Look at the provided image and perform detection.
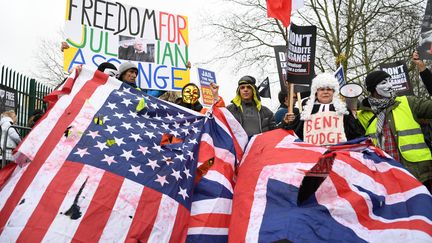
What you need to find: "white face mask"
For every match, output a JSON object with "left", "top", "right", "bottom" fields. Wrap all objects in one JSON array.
[
  {"left": 104, "top": 68, "right": 118, "bottom": 77},
  {"left": 375, "top": 78, "right": 393, "bottom": 98}
]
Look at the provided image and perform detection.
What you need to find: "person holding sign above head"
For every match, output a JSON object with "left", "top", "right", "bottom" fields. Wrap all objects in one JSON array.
[
  {"left": 176, "top": 82, "right": 225, "bottom": 113},
  {"left": 358, "top": 70, "right": 432, "bottom": 191},
  {"left": 281, "top": 73, "right": 364, "bottom": 145},
  {"left": 412, "top": 50, "right": 432, "bottom": 95},
  {"left": 117, "top": 61, "right": 163, "bottom": 97}
]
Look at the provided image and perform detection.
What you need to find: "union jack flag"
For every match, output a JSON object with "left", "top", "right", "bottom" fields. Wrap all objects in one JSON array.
[
  {"left": 0, "top": 67, "right": 207, "bottom": 242},
  {"left": 230, "top": 129, "right": 432, "bottom": 242},
  {"left": 186, "top": 107, "right": 248, "bottom": 242}
]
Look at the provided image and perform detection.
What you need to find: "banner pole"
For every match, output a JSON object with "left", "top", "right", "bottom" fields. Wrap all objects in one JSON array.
[
  {"left": 288, "top": 83, "right": 294, "bottom": 113},
  {"left": 297, "top": 92, "right": 302, "bottom": 112}
]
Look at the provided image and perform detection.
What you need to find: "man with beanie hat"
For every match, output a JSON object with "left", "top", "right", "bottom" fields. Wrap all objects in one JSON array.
[
  {"left": 117, "top": 62, "right": 166, "bottom": 97},
  {"left": 227, "top": 75, "right": 275, "bottom": 137},
  {"left": 358, "top": 70, "right": 432, "bottom": 191},
  {"left": 117, "top": 62, "right": 139, "bottom": 88}
]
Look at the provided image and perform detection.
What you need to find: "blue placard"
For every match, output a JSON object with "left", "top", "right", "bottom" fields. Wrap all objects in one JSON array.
[
  {"left": 334, "top": 65, "right": 346, "bottom": 87},
  {"left": 197, "top": 68, "right": 217, "bottom": 86}
]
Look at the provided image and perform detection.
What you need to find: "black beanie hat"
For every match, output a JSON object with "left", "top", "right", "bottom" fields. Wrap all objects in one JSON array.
[
  {"left": 238, "top": 75, "right": 256, "bottom": 86},
  {"left": 365, "top": 70, "right": 391, "bottom": 92},
  {"left": 97, "top": 62, "right": 117, "bottom": 72}
]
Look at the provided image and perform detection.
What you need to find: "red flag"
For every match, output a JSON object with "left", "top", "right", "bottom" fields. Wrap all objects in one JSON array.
[{"left": 266, "top": 0, "right": 304, "bottom": 27}]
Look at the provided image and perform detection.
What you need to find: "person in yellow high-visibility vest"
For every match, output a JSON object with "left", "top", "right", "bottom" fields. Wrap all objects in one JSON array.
[{"left": 358, "top": 70, "right": 432, "bottom": 191}]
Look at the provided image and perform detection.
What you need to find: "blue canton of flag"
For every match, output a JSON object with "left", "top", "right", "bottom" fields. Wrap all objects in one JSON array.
[{"left": 67, "top": 84, "right": 205, "bottom": 209}]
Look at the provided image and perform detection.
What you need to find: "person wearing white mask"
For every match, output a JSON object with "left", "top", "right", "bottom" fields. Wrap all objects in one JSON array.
[{"left": 358, "top": 70, "right": 432, "bottom": 191}]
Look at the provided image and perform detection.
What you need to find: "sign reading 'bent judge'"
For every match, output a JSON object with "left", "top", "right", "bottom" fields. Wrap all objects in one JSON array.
[{"left": 303, "top": 112, "right": 346, "bottom": 145}]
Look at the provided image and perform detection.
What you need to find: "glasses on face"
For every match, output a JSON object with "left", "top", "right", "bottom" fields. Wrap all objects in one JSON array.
[{"left": 317, "top": 87, "right": 334, "bottom": 92}]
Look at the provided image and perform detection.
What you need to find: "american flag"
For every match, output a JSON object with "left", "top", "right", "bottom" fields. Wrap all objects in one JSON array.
[
  {"left": 230, "top": 129, "right": 432, "bottom": 242},
  {"left": 0, "top": 67, "right": 207, "bottom": 242}
]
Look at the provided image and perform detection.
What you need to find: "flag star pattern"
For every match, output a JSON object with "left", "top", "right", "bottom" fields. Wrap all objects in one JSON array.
[{"left": 66, "top": 83, "right": 205, "bottom": 208}]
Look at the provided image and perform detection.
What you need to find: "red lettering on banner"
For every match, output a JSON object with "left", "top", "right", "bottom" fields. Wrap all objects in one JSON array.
[
  {"left": 333, "top": 116, "right": 339, "bottom": 128},
  {"left": 159, "top": 12, "right": 187, "bottom": 45},
  {"left": 314, "top": 117, "right": 321, "bottom": 130},
  {"left": 319, "top": 133, "right": 325, "bottom": 144},
  {"left": 337, "top": 133, "right": 343, "bottom": 143},
  {"left": 327, "top": 132, "right": 335, "bottom": 144},
  {"left": 323, "top": 115, "right": 332, "bottom": 129},
  {"left": 177, "top": 15, "right": 187, "bottom": 46},
  {"left": 305, "top": 120, "right": 312, "bottom": 133}
]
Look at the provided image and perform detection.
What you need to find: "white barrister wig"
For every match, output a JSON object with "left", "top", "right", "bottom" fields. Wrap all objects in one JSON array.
[{"left": 300, "top": 73, "right": 348, "bottom": 120}]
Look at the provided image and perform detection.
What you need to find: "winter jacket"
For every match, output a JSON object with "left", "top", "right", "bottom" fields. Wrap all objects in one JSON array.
[
  {"left": 0, "top": 116, "right": 21, "bottom": 161},
  {"left": 419, "top": 68, "right": 432, "bottom": 95},
  {"left": 227, "top": 102, "right": 275, "bottom": 137},
  {"left": 358, "top": 96, "right": 432, "bottom": 183},
  {"left": 274, "top": 105, "right": 288, "bottom": 125}
]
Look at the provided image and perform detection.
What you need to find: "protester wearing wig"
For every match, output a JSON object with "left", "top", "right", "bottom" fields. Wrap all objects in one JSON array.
[
  {"left": 301, "top": 73, "right": 348, "bottom": 120},
  {"left": 282, "top": 73, "right": 364, "bottom": 145}
]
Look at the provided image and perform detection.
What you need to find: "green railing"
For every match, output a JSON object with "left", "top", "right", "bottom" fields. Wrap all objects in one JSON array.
[{"left": 0, "top": 65, "right": 53, "bottom": 127}]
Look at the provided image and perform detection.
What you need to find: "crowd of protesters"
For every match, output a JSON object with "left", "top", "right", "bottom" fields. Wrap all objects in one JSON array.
[{"left": 1, "top": 48, "right": 431, "bottom": 192}]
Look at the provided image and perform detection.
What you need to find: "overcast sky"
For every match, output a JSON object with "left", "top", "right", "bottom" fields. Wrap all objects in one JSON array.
[{"left": 0, "top": 0, "right": 279, "bottom": 110}]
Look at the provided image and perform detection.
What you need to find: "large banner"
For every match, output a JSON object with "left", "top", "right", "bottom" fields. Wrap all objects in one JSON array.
[
  {"left": 274, "top": 45, "right": 288, "bottom": 90},
  {"left": 0, "top": 84, "right": 17, "bottom": 113},
  {"left": 64, "top": 0, "right": 190, "bottom": 91},
  {"left": 418, "top": 0, "right": 432, "bottom": 60},
  {"left": 379, "top": 61, "right": 412, "bottom": 95},
  {"left": 197, "top": 68, "right": 216, "bottom": 106},
  {"left": 286, "top": 23, "right": 316, "bottom": 85}
]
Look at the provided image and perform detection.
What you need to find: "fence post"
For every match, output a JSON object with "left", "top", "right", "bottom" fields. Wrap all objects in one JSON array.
[{"left": 28, "top": 78, "right": 36, "bottom": 119}]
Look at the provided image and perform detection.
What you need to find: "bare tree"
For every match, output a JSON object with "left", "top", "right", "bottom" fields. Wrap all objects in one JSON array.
[
  {"left": 203, "top": 0, "right": 429, "bottom": 95},
  {"left": 32, "top": 31, "right": 68, "bottom": 88}
]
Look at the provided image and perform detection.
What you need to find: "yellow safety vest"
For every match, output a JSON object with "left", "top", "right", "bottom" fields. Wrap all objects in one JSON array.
[{"left": 357, "top": 96, "right": 432, "bottom": 162}]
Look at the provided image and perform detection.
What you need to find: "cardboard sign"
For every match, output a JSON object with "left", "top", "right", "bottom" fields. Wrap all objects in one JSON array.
[
  {"left": 64, "top": 0, "right": 190, "bottom": 91},
  {"left": 0, "top": 84, "right": 17, "bottom": 113},
  {"left": 418, "top": 0, "right": 432, "bottom": 60},
  {"left": 379, "top": 61, "right": 412, "bottom": 95},
  {"left": 303, "top": 111, "right": 346, "bottom": 145},
  {"left": 274, "top": 45, "right": 288, "bottom": 90},
  {"left": 286, "top": 23, "right": 317, "bottom": 85},
  {"left": 197, "top": 68, "right": 216, "bottom": 106}
]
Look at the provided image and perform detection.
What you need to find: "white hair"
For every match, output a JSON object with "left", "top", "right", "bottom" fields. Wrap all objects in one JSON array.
[{"left": 301, "top": 73, "right": 348, "bottom": 120}]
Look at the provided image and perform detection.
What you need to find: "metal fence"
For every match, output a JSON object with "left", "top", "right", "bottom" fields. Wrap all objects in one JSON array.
[{"left": 0, "top": 64, "right": 53, "bottom": 127}]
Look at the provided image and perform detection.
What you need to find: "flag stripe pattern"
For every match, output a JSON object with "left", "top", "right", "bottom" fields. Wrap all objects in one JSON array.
[
  {"left": 229, "top": 129, "right": 432, "bottom": 242},
  {"left": 0, "top": 67, "right": 207, "bottom": 242},
  {"left": 186, "top": 107, "right": 248, "bottom": 242},
  {"left": 0, "top": 70, "right": 111, "bottom": 238}
]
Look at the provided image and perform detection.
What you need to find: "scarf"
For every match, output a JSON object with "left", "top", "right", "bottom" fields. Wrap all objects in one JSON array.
[{"left": 367, "top": 96, "right": 396, "bottom": 148}]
